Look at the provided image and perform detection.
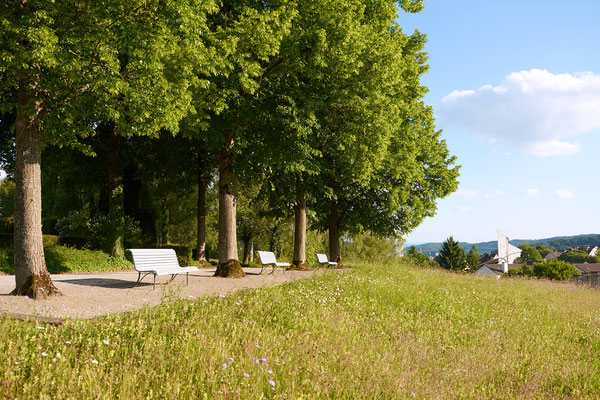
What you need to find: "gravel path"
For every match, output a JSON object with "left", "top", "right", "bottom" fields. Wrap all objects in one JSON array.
[{"left": 0, "top": 268, "right": 319, "bottom": 322}]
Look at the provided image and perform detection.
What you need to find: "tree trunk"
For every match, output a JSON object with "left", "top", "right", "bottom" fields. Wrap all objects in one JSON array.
[
  {"left": 290, "top": 173, "right": 310, "bottom": 270},
  {"left": 196, "top": 151, "right": 209, "bottom": 266},
  {"left": 13, "top": 80, "right": 60, "bottom": 298},
  {"left": 328, "top": 200, "right": 343, "bottom": 267},
  {"left": 107, "top": 125, "right": 124, "bottom": 257},
  {"left": 214, "top": 133, "right": 244, "bottom": 278}
]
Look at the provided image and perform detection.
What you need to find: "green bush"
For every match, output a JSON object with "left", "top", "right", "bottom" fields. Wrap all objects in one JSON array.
[
  {"left": 0, "top": 244, "right": 133, "bottom": 274},
  {"left": 533, "top": 260, "right": 581, "bottom": 280},
  {"left": 506, "top": 265, "right": 533, "bottom": 277},
  {"left": 57, "top": 208, "right": 142, "bottom": 251}
]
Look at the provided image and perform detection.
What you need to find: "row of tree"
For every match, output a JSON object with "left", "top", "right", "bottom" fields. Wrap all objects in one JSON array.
[
  {"left": 0, "top": 0, "right": 459, "bottom": 298},
  {"left": 406, "top": 238, "right": 581, "bottom": 280}
]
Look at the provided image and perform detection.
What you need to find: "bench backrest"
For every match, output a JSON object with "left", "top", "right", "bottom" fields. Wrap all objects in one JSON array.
[
  {"left": 257, "top": 251, "right": 277, "bottom": 265},
  {"left": 316, "top": 253, "right": 329, "bottom": 263},
  {"left": 127, "top": 249, "right": 181, "bottom": 272}
]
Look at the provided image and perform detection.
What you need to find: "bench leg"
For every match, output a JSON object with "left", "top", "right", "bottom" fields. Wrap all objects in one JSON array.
[
  {"left": 186, "top": 272, "right": 189, "bottom": 286},
  {"left": 154, "top": 274, "right": 156, "bottom": 290}
]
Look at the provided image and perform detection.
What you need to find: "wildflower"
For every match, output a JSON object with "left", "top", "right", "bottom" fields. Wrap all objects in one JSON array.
[
  {"left": 243, "top": 373, "right": 250, "bottom": 378},
  {"left": 268, "top": 379, "right": 275, "bottom": 387},
  {"left": 267, "top": 369, "right": 273, "bottom": 375},
  {"left": 56, "top": 353, "right": 62, "bottom": 358},
  {"left": 255, "top": 344, "right": 260, "bottom": 349},
  {"left": 91, "top": 360, "right": 99, "bottom": 365},
  {"left": 254, "top": 359, "right": 259, "bottom": 364},
  {"left": 219, "top": 294, "right": 225, "bottom": 298},
  {"left": 138, "top": 361, "right": 142, "bottom": 364},
  {"left": 237, "top": 299, "right": 242, "bottom": 305},
  {"left": 23, "top": 295, "right": 29, "bottom": 299},
  {"left": 222, "top": 363, "right": 228, "bottom": 369},
  {"left": 37, "top": 326, "right": 44, "bottom": 330},
  {"left": 41, "top": 352, "right": 48, "bottom": 357},
  {"left": 103, "top": 340, "right": 109, "bottom": 345},
  {"left": 52, "top": 358, "right": 56, "bottom": 363},
  {"left": 228, "top": 357, "right": 235, "bottom": 363},
  {"left": 261, "top": 358, "right": 267, "bottom": 364},
  {"left": 14, "top": 362, "right": 19, "bottom": 365},
  {"left": 412, "top": 392, "right": 416, "bottom": 397},
  {"left": 65, "top": 341, "right": 72, "bottom": 345}
]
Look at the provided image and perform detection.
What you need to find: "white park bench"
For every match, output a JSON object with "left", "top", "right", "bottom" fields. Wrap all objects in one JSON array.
[
  {"left": 316, "top": 253, "right": 338, "bottom": 268},
  {"left": 126, "top": 248, "right": 199, "bottom": 289},
  {"left": 256, "top": 251, "right": 290, "bottom": 274}
]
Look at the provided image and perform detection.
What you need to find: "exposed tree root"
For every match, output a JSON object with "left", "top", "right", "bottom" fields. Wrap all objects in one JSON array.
[
  {"left": 288, "top": 261, "right": 311, "bottom": 271},
  {"left": 16, "top": 273, "right": 62, "bottom": 299},
  {"left": 214, "top": 259, "right": 246, "bottom": 278}
]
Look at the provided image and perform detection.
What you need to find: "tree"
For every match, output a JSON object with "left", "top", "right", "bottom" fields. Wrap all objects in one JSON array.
[
  {"left": 304, "top": 0, "right": 458, "bottom": 264},
  {"left": 515, "top": 244, "right": 543, "bottom": 264},
  {"left": 190, "top": 0, "right": 295, "bottom": 278},
  {"left": 533, "top": 260, "right": 580, "bottom": 281},
  {"left": 1, "top": 0, "right": 217, "bottom": 296},
  {"left": 559, "top": 250, "right": 599, "bottom": 264},
  {"left": 436, "top": 236, "right": 466, "bottom": 271},
  {"left": 535, "top": 243, "right": 554, "bottom": 257},
  {"left": 466, "top": 245, "right": 480, "bottom": 272},
  {"left": 407, "top": 246, "right": 430, "bottom": 265}
]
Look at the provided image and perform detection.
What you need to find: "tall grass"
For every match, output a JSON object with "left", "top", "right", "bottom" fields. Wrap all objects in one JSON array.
[{"left": 1, "top": 262, "right": 600, "bottom": 398}]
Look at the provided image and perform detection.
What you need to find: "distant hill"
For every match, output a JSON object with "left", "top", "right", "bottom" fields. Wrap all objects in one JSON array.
[{"left": 408, "top": 233, "right": 600, "bottom": 254}]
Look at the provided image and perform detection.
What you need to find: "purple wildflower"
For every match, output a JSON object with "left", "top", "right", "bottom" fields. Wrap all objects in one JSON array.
[
  {"left": 243, "top": 373, "right": 251, "bottom": 378},
  {"left": 269, "top": 380, "right": 275, "bottom": 387},
  {"left": 267, "top": 369, "right": 273, "bottom": 375},
  {"left": 222, "top": 363, "right": 228, "bottom": 369},
  {"left": 261, "top": 358, "right": 267, "bottom": 364}
]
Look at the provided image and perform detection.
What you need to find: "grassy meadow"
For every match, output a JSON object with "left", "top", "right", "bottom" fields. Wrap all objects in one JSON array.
[{"left": 1, "top": 262, "right": 600, "bottom": 398}]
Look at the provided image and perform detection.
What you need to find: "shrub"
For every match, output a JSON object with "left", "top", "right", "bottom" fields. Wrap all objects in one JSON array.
[
  {"left": 57, "top": 208, "right": 142, "bottom": 252},
  {"left": 406, "top": 246, "right": 431, "bottom": 265},
  {"left": 506, "top": 265, "right": 533, "bottom": 277},
  {"left": 533, "top": 260, "right": 581, "bottom": 280}
]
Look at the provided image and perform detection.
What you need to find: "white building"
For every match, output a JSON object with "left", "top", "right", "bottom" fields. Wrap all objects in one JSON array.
[{"left": 497, "top": 231, "right": 522, "bottom": 264}]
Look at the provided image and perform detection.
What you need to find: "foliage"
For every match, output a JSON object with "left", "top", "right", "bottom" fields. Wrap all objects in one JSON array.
[
  {"left": 407, "top": 245, "right": 431, "bottom": 265},
  {"left": 466, "top": 245, "right": 480, "bottom": 272},
  {"left": 506, "top": 265, "right": 533, "bottom": 277},
  {"left": 0, "top": 177, "right": 14, "bottom": 219},
  {"left": 57, "top": 208, "right": 142, "bottom": 252},
  {"left": 0, "top": 244, "right": 131, "bottom": 275},
  {"left": 341, "top": 233, "right": 401, "bottom": 263},
  {"left": 2, "top": 262, "right": 600, "bottom": 398},
  {"left": 436, "top": 236, "right": 466, "bottom": 271},
  {"left": 535, "top": 243, "right": 554, "bottom": 257},
  {"left": 533, "top": 260, "right": 581, "bottom": 281},
  {"left": 515, "top": 244, "right": 543, "bottom": 264},
  {"left": 558, "top": 250, "right": 600, "bottom": 264}
]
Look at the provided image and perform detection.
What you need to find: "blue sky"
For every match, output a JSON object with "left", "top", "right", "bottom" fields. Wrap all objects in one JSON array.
[{"left": 398, "top": 0, "right": 600, "bottom": 244}]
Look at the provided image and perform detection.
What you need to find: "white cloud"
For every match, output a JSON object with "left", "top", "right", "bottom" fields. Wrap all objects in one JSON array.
[
  {"left": 523, "top": 140, "right": 581, "bottom": 157},
  {"left": 524, "top": 188, "right": 539, "bottom": 197},
  {"left": 554, "top": 189, "right": 574, "bottom": 199},
  {"left": 456, "top": 205, "right": 478, "bottom": 212},
  {"left": 440, "top": 69, "right": 600, "bottom": 157},
  {"left": 455, "top": 189, "right": 477, "bottom": 199},
  {"left": 484, "top": 190, "right": 503, "bottom": 200}
]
